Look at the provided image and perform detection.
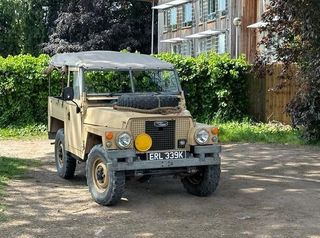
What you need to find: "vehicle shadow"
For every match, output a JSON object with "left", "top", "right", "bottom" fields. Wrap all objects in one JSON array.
[{"left": 1, "top": 143, "right": 320, "bottom": 238}]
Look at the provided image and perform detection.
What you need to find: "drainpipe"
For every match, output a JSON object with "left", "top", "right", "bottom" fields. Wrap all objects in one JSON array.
[
  {"left": 193, "top": 0, "right": 199, "bottom": 56},
  {"left": 151, "top": 0, "right": 155, "bottom": 54},
  {"left": 233, "top": 17, "right": 242, "bottom": 58}
]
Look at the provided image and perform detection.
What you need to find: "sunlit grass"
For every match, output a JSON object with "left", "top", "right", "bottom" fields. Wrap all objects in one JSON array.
[
  {"left": 0, "top": 124, "right": 47, "bottom": 140},
  {"left": 214, "top": 120, "right": 304, "bottom": 145}
]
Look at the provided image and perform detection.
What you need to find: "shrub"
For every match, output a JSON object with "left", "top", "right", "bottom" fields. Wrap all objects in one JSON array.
[
  {"left": 0, "top": 54, "right": 60, "bottom": 126},
  {"left": 156, "top": 52, "right": 250, "bottom": 122},
  {"left": 0, "top": 53, "right": 250, "bottom": 127}
]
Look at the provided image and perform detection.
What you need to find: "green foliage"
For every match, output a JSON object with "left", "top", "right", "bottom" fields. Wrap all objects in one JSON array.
[
  {"left": 21, "top": 0, "right": 48, "bottom": 55},
  {"left": 0, "top": 53, "right": 249, "bottom": 127},
  {"left": 0, "top": 0, "right": 154, "bottom": 57},
  {"left": 44, "top": 0, "right": 154, "bottom": 55},
  {"left": 156, "top": 53, "right": 250, "bottom": 122},
  {"left": 85, "top": 71, "right": 131, "bottom": 94},
  {"left": 0, "top": 0, "right": 22, "bottom": 56},
  {"left": 0, "top": 124, "right": 47, "bottom": 139},
  {"left": 0, "top": 0, "right": 49, "bottom": 57},
  {"left": 0, "top": 55, "right": 61, "bottom": 127},
  {"left": 258, "top": 0, "right": 320, "bottom": 142},
  {"left": 217, "top": 120, "right": 304, "bottom": 145}
]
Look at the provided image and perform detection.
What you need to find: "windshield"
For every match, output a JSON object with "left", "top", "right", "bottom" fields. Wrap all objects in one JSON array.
[{"left": 84, "top": 70, "right": 180, "bottom": 95}]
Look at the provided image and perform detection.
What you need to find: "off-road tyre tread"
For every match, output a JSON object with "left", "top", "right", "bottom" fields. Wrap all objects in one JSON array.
[
  {"left": 86, "top": 145, "right": 125, "bottom": 206},
  {"left": 181, "top": 165, "right": 220, "bottom": 197},
  {"left": 54, "top": 129, "right": 76, "bottom": 179}
]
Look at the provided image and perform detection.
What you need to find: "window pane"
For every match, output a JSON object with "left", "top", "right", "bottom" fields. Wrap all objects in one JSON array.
[
  {"left": 212, "top": 35, "right": 218, "bottom": 52},
  {"left": 183, "top": 3, "right": 192, "bottom": 23},
  {"left": 199, "top": 0, "right": 204, "bottom": 20},
  {"left": 164, "top": 11, "right": 167, "bottom": 26},
  {"left": 170, "top": 8, "right": 177, "bottom": 25},
  {"left": 218, "top": 33, "right": 226, "bottom": 54},
  {"left": 72, "top": 71, "right": 80, "bottom": 99},
  {"left": 132, "top": 70, "right": 179, "bottom": 93},
  {"left": 206, "top": 36, "right": 212, "bottom": 51},
  {"left": 218, "top": 0, "right": 226, "bottom": 11},
  {"left": 199, "top": 39, "right": 207, "bottom": 53},
  {"left": 172, "top": 43, "right": 182, "bottom": 54},
  {"left": 84, "top": 71, "right": 131, "bottom": 94},
  {"left": 181, "top": 41, "right": 192, "bottom": 56},
  {"left": 208, "top": 0, "right": 215, "bottom": 13}
]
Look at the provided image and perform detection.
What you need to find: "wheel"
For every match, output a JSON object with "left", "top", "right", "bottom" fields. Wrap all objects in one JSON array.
[
  {"left": 86, "top": 145, "right": 125, "bottom": 206},
  {"left": 181, "top": 165, "right": 220, "bottom": 197},
  {"left": 54, "top": 129, "right": 76, "bottom": 179}
]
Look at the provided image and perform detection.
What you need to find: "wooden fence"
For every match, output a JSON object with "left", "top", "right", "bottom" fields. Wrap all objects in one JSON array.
[{"left": 248, "top": 64, "right": 298, "bottom": 125}]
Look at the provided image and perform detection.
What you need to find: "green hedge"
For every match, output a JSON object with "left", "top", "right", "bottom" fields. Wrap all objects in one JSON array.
[
  {"left": 0, "top": 54, "right": 61, "bottom": 126},
  {"left": 0, "top": 53, "right": 250, "bottom": 127},
  {"left": 156, "top": 53, "right": 251, "bottom": 122}
]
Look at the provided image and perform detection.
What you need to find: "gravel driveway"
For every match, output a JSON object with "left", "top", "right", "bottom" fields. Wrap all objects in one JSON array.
[{"left": 0, "top": 140, "right": 319, "bottom": 238}]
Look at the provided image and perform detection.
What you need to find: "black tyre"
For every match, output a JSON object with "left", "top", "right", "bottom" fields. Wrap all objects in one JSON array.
[
  {"left": 117, "top": 94, "right": 179, "bottom": 110},
  {"left": 54, "top": 129, "right": 76, "bottom": 179},
  {"left": 181, "top": 165, "right": 220, "bottom": 197},
  {"left": 86, "top": 145, "right": 125, "bottom": 206}
]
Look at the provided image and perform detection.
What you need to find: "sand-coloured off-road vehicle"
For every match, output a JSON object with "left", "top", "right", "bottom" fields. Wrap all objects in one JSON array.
[{"left": 47, "top": 51, "right": 221, "bottom": 205}]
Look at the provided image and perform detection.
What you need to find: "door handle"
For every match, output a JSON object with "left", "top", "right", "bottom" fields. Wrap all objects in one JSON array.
[{"left": 67, "top": 112, "right": 70, "bottom": 120}]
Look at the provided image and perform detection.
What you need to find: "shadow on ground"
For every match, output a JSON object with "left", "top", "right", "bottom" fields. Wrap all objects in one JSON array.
[{"left": 0, "top": 141, "right": 319, "bottom": 238}]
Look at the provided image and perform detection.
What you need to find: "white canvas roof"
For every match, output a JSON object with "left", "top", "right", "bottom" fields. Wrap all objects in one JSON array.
[{"left": 50, "top": 51, "right": 174, "bottom": 70}]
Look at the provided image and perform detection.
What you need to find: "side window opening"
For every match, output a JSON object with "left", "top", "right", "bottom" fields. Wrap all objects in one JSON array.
[{"left": 68, "top": 70, "right": 80, "bottom": 100}]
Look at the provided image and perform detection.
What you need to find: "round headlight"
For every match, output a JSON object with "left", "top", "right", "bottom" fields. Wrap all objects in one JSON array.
[
  {"left": 195, "top": 129, "right": 209, "bottom": 145},
  {"left": 117, "top": 132, "right": 132, "bottom": 149}
]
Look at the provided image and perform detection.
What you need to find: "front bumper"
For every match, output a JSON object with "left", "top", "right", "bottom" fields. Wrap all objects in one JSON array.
[{"left": 107, "top": 145, "right": 221, "bottom": 171}]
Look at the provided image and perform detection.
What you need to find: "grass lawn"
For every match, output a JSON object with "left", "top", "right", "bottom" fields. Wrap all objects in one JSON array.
[
  {"left": 0, "top": 122, "right": 305, "bottom": 145},
  {"left": 0, "top": 124, "right": 47, "bottom": 140},
  {"left": 216, "top": 121, "right": 304, "bottom": 145},
  {"left": 0, "top": 157, "right": 40, "bottom": 221}
]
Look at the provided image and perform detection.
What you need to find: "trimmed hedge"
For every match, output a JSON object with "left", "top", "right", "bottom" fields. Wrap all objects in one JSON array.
[
  {"left": 0, "top": 53, "right": 250, "bottom": 127},
  {"left": 0, "top": 55, "right": 60, "bottom": 126},
  {"left": 156, "top": 53, "right": 251, "bottom": 122}
]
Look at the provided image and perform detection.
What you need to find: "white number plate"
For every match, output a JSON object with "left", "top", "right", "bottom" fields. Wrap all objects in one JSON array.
[{"left": 147, "top": 151, "right": 187, "bottom": 160}]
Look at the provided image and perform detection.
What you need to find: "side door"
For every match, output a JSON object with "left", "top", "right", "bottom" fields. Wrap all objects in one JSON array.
[{"left": 64, "top": 69, "right": 83, "bottom": 158}]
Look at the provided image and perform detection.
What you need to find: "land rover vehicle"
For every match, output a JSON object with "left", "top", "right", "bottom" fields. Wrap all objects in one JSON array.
[{"left": 47, "top": 51, "right": 221, "bottom": 206}]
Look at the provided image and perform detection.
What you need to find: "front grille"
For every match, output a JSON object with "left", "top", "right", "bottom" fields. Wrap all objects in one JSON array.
[
  {"left": 129, "top": 117, "right": 191, "bottom": 151},
  {"left": 146, "top": 120, "right": 175, "bottom": 150}
]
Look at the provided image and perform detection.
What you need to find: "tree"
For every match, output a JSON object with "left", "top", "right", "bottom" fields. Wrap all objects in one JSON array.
[
  {"left": 21, "top": 0, "right": 49, "bottom": 55},
  {"left": 0, "top": 0, "right": 22, "bottom": 56},
  {"left": 257, "top": 0, "right": 320, "bottom": 141},
  {"left": 43, "top": 0, "right": 154, "bottom": 55},
  {"left": 0, "top": 0, "right": 61, "bottom": 57}
]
